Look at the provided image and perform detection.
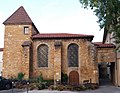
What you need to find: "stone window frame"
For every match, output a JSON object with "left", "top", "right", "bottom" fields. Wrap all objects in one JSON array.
[
  {"left": 24, "top": 26, "right": 29, "bottom": 35},
  {"left": 67, "top": 43, "right": 79, "bottom": 67},
  {"left": 37, "top": 44, "right": 49, "bottom": 68}
]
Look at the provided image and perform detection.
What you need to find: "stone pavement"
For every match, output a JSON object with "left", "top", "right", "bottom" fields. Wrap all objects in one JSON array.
[{"left": 22, "top": 85, "right": 120, "bottom": 93}]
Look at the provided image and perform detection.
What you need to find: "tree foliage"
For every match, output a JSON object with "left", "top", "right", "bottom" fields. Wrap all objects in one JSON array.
[{"left": 79, "top": 0, "right": 120, "bottom": 45}]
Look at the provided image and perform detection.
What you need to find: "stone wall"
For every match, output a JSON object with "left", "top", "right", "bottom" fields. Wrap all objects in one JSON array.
[
  {"left": 32, "top": 38, "right": 97, "bottom": 84},
  {"left": 0, "top": 52, "right": 3, "bottom": 76},
  {"left": 97, "top": 48, "right": 115, "bottom": 62},
  {"left": 3, "top": 24, "right": 33, "bottom": 78}
]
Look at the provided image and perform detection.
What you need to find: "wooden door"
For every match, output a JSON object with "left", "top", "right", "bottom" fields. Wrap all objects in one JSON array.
[{"left": 69, "top": 71, "right": 79, "bottom": 85}]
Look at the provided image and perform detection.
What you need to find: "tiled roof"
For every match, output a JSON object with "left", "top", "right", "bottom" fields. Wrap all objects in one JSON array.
[
  {"left": 0, "top": 48, "right": 3, "bottom": 51},
  {"left": 32, "top": 33, "right": 94, "bottom": 40},
  {"left": 3, "top": 6, "right": 32, "bottom": 25},
  {"left": 93, "top": 42, "right": 115, "bottom": 48}
]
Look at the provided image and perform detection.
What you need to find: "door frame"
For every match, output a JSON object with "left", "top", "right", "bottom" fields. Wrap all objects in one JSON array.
[{"left": 69, "top": 71, "right": 79, "bottom": 85}]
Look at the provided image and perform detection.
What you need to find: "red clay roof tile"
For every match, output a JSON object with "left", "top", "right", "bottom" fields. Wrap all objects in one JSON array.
[
  {"left": 0, "top": 48, "right": 3, "bottom": 51},
  {"left": 93, "top": 42, "right": 115, "bottom": 48},
  {"left": 32, "top": 33, "right": 94, "bottom": 39},
  {"left": 3, "top": 6, "right": 32, "bottom": 25}
]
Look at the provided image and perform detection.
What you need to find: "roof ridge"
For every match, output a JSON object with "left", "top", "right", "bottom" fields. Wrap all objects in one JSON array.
[
  {"left": 32, "top": 33, "right": 94, "bottom": 40},
  {"left": 37, "top": 33, "right": 94, "bottom": 36}
]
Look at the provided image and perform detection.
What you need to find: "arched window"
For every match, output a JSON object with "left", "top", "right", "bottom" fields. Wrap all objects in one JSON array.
[
  {"left": 37, "top": 44, "right": 48, "bottom": 67},
  {"left": 68, "top": 44, "right": 79, "bottom": 67}
]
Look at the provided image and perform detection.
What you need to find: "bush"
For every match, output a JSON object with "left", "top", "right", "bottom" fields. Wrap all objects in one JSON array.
[
  {"left": 37, "top": 83, "right": 43, "bottom": 90},
  {"left": 29, "top": 76, "right": 53, "bottom": 89},
  {"left": 55, "top": 85, "right": 65, "bottom": 91},
  {"left": 64, "top": 85, "right": 74, "bottom": 91},
  {"left": 13, "top": 74, "right": 52, "bottom": 90},
  {"left": 48, "top": 85, "right": 65, "bottom": 91},
  {"left": 29, "top": 82, "right": 45, "bottom": 90},
  {"left": 61, "top": 72, "right": 68, "bottom": 85},
  {"left": 28, "top": 76, "right": 53, "bottom": 90},
  {"left": 84, "top": 83, "right": 99, "bottom": 90},
  {"left": 48, "top": 85, "right": 55, "bottom": 90},
  {"left": 48, "top": 83, "right": 99, "bottom": 91},
  {"left": 15, "top": 79, "right": 29, "bottom": 89},
  {"left": 17, "top": 72, "right": 25, "bottom": 80},
  {"left": 73, "top": 85, "right": 86, "bottom": 91},
  {"left": 43, "top": 79, "right": 54, "bottom": 88},
  {"left": 29, "top": 74, "right": 44, "bottom": 83},
  {"left": 29, "top": 78, "right": 38, "bottom": 83},
  {"left": 29, "top": 83, "right": 38, "bottom": 90},
  {"left": 37, "top": 74, "right": 43, "bottom": 83}
]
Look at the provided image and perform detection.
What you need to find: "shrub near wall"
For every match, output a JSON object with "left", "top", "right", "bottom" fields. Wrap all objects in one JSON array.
[
  {"left": 61, "top": 72, "right": 68, "bottom": 85},
  {"left": 14, "top": 72, "right": 99, "bottom": 91},
  {"left": 15, "top": 74, "right": 54, "bottom": 90},
  {"left": 48, "top": 83, "right": 99, "bottom": 91}
]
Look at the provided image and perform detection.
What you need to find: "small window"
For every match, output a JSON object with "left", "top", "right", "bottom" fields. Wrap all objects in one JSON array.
[{"left": 24, "top": 27, "right": 29, "bottom": 34}]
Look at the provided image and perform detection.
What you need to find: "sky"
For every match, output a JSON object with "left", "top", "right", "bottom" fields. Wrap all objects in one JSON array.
[{"left": 0, "top": 0, "right": 104, "bottom": 48}]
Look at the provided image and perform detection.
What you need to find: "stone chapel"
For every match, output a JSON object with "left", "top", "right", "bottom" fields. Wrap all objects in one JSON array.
[{"left": 2, "top": 6, "right": 118, "bottom": 86}]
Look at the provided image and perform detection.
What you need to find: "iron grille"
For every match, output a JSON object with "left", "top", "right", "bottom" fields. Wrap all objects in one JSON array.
[
  {"left": 68, "top": 44, "right": 78, "bottom": 67},
  {"left": 37, "top": 44, "right": 48, "bottom": 67}
]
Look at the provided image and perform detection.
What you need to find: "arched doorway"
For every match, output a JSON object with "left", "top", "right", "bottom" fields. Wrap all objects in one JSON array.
[{"left": 69, "top": 71, "right": 79, "bottom": 85}]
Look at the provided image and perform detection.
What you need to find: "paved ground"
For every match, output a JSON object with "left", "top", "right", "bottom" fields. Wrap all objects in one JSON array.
[
  {"left": 1, "top": 85, "right": 120, "bottom": 93},
  {"left": 0, "top": 89, "right": 26, "bottom": 93}
]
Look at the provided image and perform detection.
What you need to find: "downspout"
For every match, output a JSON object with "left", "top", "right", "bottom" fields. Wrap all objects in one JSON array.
[{"left": 115, "top": 49, "right": 118, "bottom": 86}]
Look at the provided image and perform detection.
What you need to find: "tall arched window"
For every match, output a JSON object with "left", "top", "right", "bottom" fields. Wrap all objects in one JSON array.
[
  {"left": 37, "top": 44, "right": 48, "bottom": 67},
  {"left": 68, "top": 43, "right": 79, "bottom": 67}
]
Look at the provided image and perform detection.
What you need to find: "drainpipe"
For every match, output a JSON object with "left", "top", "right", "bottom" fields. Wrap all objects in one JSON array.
[{"left": 115, "top": 49, "right": 118, "bottom": 86}]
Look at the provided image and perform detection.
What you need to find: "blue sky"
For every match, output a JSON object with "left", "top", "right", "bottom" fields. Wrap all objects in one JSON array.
[{"left": 0, "top": 0, "right": 104, "bottom": 48}]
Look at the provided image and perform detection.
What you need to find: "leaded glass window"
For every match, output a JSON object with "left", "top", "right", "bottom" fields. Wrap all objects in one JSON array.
[
  {"left": 37, "top": 44, "right": 48, "bottom": 67},
  {"left": 68, "top": 44, "right": 79, "bottom": 67}
]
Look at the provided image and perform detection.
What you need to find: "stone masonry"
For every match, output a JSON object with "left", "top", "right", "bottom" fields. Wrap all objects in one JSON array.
[
  {"left": 2, "top": 24, "right": 38, "bottom": 79},
  {"left": 32, "top": 38, "right": 97, "bottom": 84}
]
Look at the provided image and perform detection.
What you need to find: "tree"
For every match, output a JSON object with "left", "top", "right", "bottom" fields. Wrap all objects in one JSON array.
[{"left": 79, "top": 0, "right": 120, "bottom": 46}]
